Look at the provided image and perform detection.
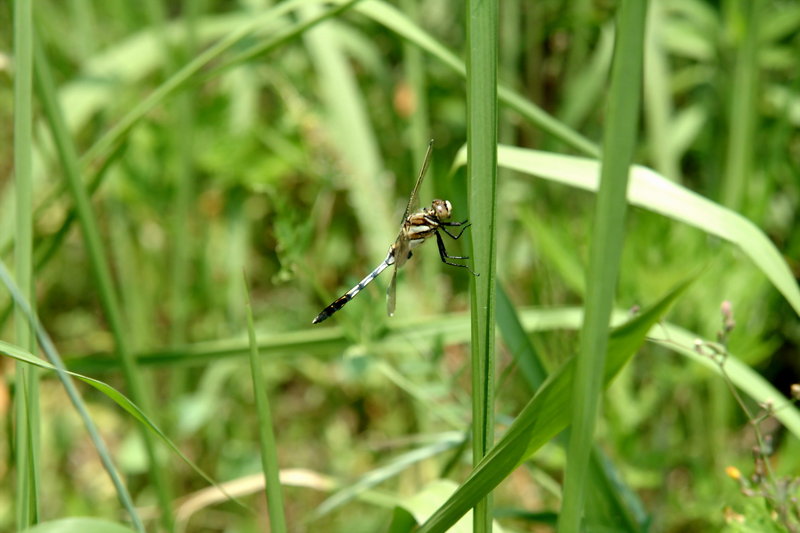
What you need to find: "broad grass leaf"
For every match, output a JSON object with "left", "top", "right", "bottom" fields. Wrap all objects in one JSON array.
[{"left": 416, "top": 277, "right": 692, "bottom": 532}]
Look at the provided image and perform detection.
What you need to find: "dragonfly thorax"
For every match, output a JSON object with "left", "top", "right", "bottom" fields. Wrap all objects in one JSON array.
[{"left": 429, "top": 199, "right": 452, "bottom": 221}]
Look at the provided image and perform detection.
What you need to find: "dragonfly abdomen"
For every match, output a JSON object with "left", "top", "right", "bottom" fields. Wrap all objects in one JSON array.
[{"left": 311, "top": 251, "right": 394, "bottom": 324}]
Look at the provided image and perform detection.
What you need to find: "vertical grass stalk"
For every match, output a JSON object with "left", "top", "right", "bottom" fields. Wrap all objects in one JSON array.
[
  {"left": 244, "top": 281, "right": 287, "bottom": 533},
  {"left": 466, "top": 0, "right": 499, "bottom": 531},
  {"left": 13, "top": 0, "right": 39, "bottom": 528},
  {"left": 564, "top": 0, "right": 593, "bottom": 86},
  {"left": 643, "top": 0, "right": 679, "bottom": 180},
  {"left": 558, "top": 1, "right": 647, "bottom": 531},
  {"left": 721, "top": 0, "right": 758, "bottom": 212}
]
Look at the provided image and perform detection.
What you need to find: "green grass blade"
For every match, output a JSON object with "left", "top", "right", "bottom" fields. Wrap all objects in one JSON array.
[
  {"left": 69, "top": 327, "right": 353, "bottom": 372},
  {"left": 466, "top": 0, "right": 499, "bottom": 530},
  {"left": 516, "top": 207, "right": 586, "bottom": 296},
  {"left": 0, "top": 261, "right": 145, "bottom": 532},
  {"left": 586, "top": 447, "right": 649, "bottom": 530},
  {"left": 721, "top": 0, "right": 758, "bottom": 211},
  {"left": 476, "top": 145, "right": 800, "bottom": 318},
  {"left": 216, "top": 0, "right": 365, "bottom": 72},
  {"left": 644, "top": 0, "right": 680, "bottom": 180},
  {"left": 68, "top": 304, "right": 800, "bottom": 445},
  {"left": 497, "top": 284, "right": 647, "bottom": 531},
  {"left": 12, "top": 0, "right": 34, "bottom": 367},
  {"left": 328, "top": 0, "right": 600, "bottom": 157},
  {"left": 496, "top": 284, "right": 548, "bottom": 388},
  {"left": 32, "top": 37, "right": 173, "bottom": 529},
  {"left": 244, "top": 283, "right": 287, "bottom": 533},
  {"left": 13, "top": 0, "right": 39, "bottom": 528},
  {"left": 650, "top": 324, "right": 800, "bottom": 438},
  {"left": 563, "top": 0, "right": 592, "bottom": 88},
  {"left": 416, "top": 278, "right": 693, "bottom": 532},
  {"left": 559, "top": 25, "right": 614, "bottom": 129},
  {"left": 560, "top": 2, "right": 646, "bottom": 531},
  {"left": 0, "top": 337, "right": 247, "bottom": 514}
]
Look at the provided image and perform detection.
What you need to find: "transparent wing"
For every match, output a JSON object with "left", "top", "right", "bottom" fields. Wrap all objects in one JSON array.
[
  {"left": 392, "top": 230, "right": 411, "bottom": 269},
  {"left": 386, "top": 140, "right": 433, "bottom": 318},
  {"left": 386, "top": 266, "right": 398, "bottom": 317},
  {"left": 400, "top": 139, "right": 434, "bottom": 224}
]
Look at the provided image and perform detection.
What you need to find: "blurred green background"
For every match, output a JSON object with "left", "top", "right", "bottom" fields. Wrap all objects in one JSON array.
[{"left": 1, "top": 0, "right": 799, "bottom": 532}]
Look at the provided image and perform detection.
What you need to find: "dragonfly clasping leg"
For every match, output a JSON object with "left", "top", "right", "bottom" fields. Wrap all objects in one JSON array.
[{"left": 434, "top": 231, "right": 479, "bottom": 276}]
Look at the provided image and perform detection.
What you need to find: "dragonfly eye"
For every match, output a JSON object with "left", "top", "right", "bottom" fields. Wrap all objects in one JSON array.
[{"left": 433, "top": 199, "right": 452, "bottom": 220}]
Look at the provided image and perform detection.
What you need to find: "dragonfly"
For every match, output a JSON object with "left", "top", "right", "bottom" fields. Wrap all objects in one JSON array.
[{"left": 312, "top": 140, "right": 477, "bottom": 324}]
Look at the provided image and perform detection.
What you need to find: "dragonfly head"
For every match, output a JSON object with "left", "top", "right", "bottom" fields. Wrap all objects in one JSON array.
[{"left": 431, "top": 199, "right": 452, "bottom": 220}]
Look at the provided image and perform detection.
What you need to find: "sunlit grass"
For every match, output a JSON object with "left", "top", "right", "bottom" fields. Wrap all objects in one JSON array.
[{"left": 13, "top": 0, "right": 38, "bottom": 528}]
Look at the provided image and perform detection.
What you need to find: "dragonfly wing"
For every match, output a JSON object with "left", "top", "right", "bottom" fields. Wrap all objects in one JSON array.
[
  {"left": 386, "top": 265, "right": 397, "bottom": 317},
  {"left": 400, "top": 139, "right": 434, "bottom": 224}
]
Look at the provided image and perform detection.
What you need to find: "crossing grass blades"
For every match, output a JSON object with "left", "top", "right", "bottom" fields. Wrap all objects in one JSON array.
[{"left": 313, "top": 140, "right": 478, "bottom": 324}]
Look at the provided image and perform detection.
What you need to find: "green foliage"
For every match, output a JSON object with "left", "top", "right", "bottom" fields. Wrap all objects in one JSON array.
[{"left": 2, "top": 1, "right": 800, "bottom": 532}]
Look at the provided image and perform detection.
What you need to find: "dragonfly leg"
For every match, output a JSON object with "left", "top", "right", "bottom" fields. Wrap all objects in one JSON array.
[
  {"left": 442, "top": 219, "right": 469, "bottom": 227},
  {"left": 435, "top": 231, "right": 479, "bottom": 276},
  {"left": 440, "top": 221, "right": 471, "bottom": 240}
]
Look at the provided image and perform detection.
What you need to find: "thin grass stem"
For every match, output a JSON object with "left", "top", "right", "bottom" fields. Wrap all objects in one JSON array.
[
  {"left": 721, "top": 0, "right": 759, "bottom": 212},
  {"left": 466, "top": 0, "right": 499, "bottom": 531},
  {"left": 244, "top": 279, "right": 287, "bottom": 533},
  {"left": 558, "top": 1, "right": 647, "bottom": 531},
  {"left": 13, "top": 1, "right": 39, "bottom": 527}
]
